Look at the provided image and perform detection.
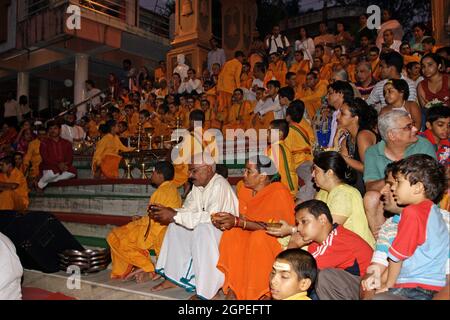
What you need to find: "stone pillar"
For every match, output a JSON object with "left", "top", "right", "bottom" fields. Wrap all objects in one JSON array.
[
  {"left": 17, "top": 71, "right": 29, "bottom": 101},
  {"left": 220, "top": 0, "right": 257, "bottom": 59},
  {"left": 167, "top": 0, "right": 213, "bottom": 76},
  {"left": 126, "top": 0, "right": 137, "bottom": 26},
  {"left": 431, "top": 0, "right": 449, "bottom": 46},
  {"left": 38, "top": 79, "right": 49, "bottom": 112},
  {"left": 74, "top": 54, "right": 89, "bottom": 119}
]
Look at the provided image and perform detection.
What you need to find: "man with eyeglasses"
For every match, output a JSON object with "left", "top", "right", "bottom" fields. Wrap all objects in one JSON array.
[
  {"left": 150, "top": 153, "right": 239, "bottom": 300},
  {"left": 362, "top": 109, "right": 436, "bottom": 239}
]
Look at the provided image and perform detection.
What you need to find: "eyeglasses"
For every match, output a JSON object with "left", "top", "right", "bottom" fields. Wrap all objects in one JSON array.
[{"left": 392, "top": 122, "right": 415, "bottom": 131}]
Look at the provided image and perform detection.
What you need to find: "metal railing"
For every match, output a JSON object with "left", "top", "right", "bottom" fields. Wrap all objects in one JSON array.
[
  {"left": 139, "top": 6, "right": 170, "bottom": 38},
  {"left": 78, "top": 0, "right": 126, "bottom": 21}
]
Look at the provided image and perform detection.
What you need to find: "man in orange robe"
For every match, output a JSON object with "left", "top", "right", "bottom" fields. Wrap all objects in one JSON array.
[
  {"left": 268, "top": 52, "right": 288, "bottom": 87},
  {"left": 301, "top": 71, "right": 328, "bottom": 119},
  {"left": 222, "top": 89, "right": 254, "bottom": 133},
  {"left": 107, "top": 161, "right": 181, "bottom": 281},
  {"left": 215, "top": 156, "right": 295, "bottom": 300},
  {"left": 154, "top": 60, "right": 167, "bottom": 82},
  {"left": 217, "top": 51, "right": 244, "bottom": 112},
  {"left": 290, "top": 50, "right": 310, "bottom": 89}
]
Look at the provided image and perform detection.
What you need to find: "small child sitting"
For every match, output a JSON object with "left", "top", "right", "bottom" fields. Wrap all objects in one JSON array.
[
  {"left": 378, "top": 154, "right": 448, "bottom": 300},
  {"left": 270, "top": 248, "right": 317, "bottom": 300}
]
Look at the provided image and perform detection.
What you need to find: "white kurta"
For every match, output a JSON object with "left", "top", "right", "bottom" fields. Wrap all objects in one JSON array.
[
  {"left": 0, "top": 232, "right": 23, "bottom": 300},
  {"left": 155, "top": 173, "right": 238, "bottom": 299}
]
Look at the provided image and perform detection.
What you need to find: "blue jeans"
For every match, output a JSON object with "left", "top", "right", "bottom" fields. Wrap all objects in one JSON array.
[{"left": 388, "top": 287, "right": 436, "bottom": 300}]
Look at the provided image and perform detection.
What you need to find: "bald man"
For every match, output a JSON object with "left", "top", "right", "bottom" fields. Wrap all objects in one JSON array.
[{"left": 151, "top": 155, "right": 239, "bottom": 300}]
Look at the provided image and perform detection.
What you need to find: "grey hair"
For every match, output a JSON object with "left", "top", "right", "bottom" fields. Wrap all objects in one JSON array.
[
  {"left": 332, "top": 69, "right": 348, "bottom": 81},
  {"left": 357, "top": 61, "right": 372, "bottom": 71},
  {"left": 378, "top": 109, "right": 410, "bottom": 141}
]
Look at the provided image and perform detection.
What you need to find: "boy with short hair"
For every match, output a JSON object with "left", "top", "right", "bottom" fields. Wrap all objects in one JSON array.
[
  {"left": 420, "top": 106, "right": 450, "bottom": 167},
  {"left": 270, "top": 248, "right": 317, "bottom": 300},
  {"left": 379, "top": 154, "right": 448, "bottom": 300},
  {"left": 289, "top": 199, "right": 373, "bottom": 300}
]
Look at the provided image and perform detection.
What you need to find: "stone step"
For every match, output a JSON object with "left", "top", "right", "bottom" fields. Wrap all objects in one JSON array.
[
  {"left": 29, "top": 195, "right": 149, "bottom": 216},
  {"left": 23, "top": 269, "right": 192, "bottom": 300}
]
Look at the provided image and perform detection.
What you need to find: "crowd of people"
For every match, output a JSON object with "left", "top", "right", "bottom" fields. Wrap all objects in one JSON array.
[{"left": 0, "top": 9, "right": 449, "bottom": 300}]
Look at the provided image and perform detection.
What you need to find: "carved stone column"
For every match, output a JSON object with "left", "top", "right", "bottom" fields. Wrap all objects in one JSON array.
[
  {"left": 220, "top": 0, "right": 257, "bottom": 58},
  {"left": 167, "top": 0, "right": 212, "bottom": 76}
]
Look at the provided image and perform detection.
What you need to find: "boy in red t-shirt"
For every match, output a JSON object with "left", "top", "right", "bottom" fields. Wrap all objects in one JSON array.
[{"left": 288, "top": 199, "right": 373, "bottom": 299}]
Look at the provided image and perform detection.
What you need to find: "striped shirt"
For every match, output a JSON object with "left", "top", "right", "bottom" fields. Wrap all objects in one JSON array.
[
  {"left": 372, "top": 209, "right": 450, "bottom": 276},
  {"left": 366, "top": 75, "right": 417, "bottom": 111},
  {"left": 388, "top": 201, "right": 449, "bottom": 291}
]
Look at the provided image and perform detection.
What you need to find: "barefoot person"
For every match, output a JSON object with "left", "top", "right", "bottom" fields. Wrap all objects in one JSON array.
[
  {"left": 151, "top": 154, "right": 238, "bottom": 300},
  {"left": 107, "top": 161, "right": 182, "bottom": 282}
]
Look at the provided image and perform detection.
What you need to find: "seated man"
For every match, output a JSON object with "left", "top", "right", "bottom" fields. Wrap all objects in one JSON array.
[
  {"left": 0, "top": 156, "right": 29, "bottom": 211},
  {"left": 363, "top": 110, "right": 436, "bottom": 237},
  {"left": 37, "top": 121, "right": 77, "bottom": 189},
  {"left": 107, "top": 161, "right": 182, "bottom": 282},
  {"left": 151, "top": 155, "right": 239, "bottom": 300},
  {"left": 288, "top": 199, "right": 373, "bottom": 300}
]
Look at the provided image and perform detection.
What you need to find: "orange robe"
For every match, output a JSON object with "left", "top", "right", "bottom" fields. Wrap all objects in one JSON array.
[
  {"left": 290, "top": 60, "right": 310, "bottom": 89},
  {"left": 107, "top": 181, "right": 182, "bottom": 278},
  {"left": 269, "top": 60, "right": 288, "bottom": 86},
  {"left": 346, "top": 64, "right": 357, "bottom": 83},
  {"left": 240, "top": 72, "right": 253, "bottom": 89},
  {"left": 302, "top": 80, "right": 328, "bottom": 119},
  {"left": 217, "top": 58, "right": 242, "bottom": 112},
  {"left": 92, "top": 133, "right": 134, "bottom": 178},
  {"left": 370, "top": 59, "right": 381, "bottom": 81},
  {"left": 0, "top": 168, "right": 29, "bottom": 211},
  {"left": 222, "top": 101, "right": 254, "bottom": 133},
  {"left": 284, "top": 119, "right": 315, "bottom": 168},
  {"left": 319, "top": 64, "right": 333, "bottom": 81},
  {"left": 217, "top": 182, "right": 296, "bottom": 300},
  {"left": 23, "top": 138, "right": 42, "bottom": 178},
  {"left": 154, "top": 68, "right": 166, "bottom": 82}
]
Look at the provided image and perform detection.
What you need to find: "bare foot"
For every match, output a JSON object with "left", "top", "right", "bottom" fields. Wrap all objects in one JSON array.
[
  {"left": 151, "top": 273, "right": 162, "bottom": 281},
  {"left": 135, "top": 270, "right": 156, "bottom": 283},
  {"left": 151, "top": 279, "right": 177, "bottom": 292},
  {"left": 188, "top": 294, "right": 201, "bottom": 300}
]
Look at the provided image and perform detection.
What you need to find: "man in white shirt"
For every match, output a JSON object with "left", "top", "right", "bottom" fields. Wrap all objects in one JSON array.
[
  {"left": 207, "top": 38, "right": 226, "bottom": 74},
  {"left": 379, "top": 29, "right": 402, "bottom": 53},
  {"left": 81, "top": 80, "right": 102, "bottom": 120},
  {"left": 60, "top": 112, "right": 86, "bottom": 143},
  {"left": 151, "top": 156, "right": 239, "bottom": 300},
  {"left": 366, "top": 51, "right": 417, "bottom": 112},
  {"left": 265, "top": 25, "right": 290, "bottom": 57},
  {"left": 179, "top": 69, "right": 203, "bottom": 95},
  {"left": 254, "top": 80, "right": 285, "bottom": 120},
  {"left": 3, "top": 92, "right": 19, "bottom": 124},
  {"left": 0, "top": 232, "right": 23, "bottom": 300}
]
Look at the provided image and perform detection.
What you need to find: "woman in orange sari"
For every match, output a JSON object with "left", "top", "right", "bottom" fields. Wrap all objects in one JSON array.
[{"left": 214, "top": 155, "right": 295, "bottom": 300}]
